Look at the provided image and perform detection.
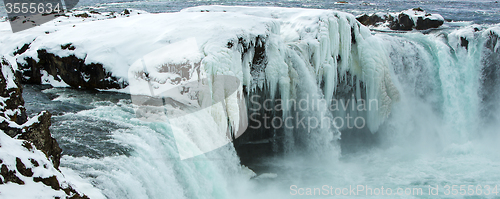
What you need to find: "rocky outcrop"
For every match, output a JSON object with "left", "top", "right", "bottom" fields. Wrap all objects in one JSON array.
[
  {"left": 19, "top": 49, "right": 127, "bottom": 89},
  {"left": 356, "top": 13, "right": 388, "bottom": 28},
  {"left": 357, "top": 8, "right": 445, "bottom": 31},
  {"left": 0, "top": 58, "right": 27, "bottom": 136},
  {"left": 18, "top": 111, "right": 62, "bottom": 169},
  {"left": 0, "top": 57, "right": 88, "bottom": 198},
  {"left": 1, "top": 57, "right": 62, "bottom": 169}
]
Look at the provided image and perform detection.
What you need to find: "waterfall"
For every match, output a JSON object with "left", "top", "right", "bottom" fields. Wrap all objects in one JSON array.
[{"left": 6, "top": 5, "right": 500, "bottom": 198}]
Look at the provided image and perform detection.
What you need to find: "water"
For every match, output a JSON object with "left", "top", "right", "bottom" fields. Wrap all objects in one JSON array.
[
  {"left": 1, "top": 0, "right": 500, "bottom": 24},
  {"left": 13, "top": 1, "right": 500, "bottom": 199},
  {"left": 23, "top": 85, "right": 247, "bottom": 198}
]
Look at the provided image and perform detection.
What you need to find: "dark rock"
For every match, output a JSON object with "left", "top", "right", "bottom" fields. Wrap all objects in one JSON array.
[
  {"left": 356, "top": 14, "right": 385, "bottom": 26},
  {"left": 22, "top": 141, "right": 33, "bottom": 151},
  {"left": 61, "top": 43, "right": 76, "bottom": 51},
  {"left": 16, "top": 157, "right": 34, "bottom": 177},
  {"left": 29, "top": 158, "right": 39, "bottom": 167},
  {"left": 351, "top": 27, "right": 357, "bottom": 44},
  {"left": 19, "top": 111, "right": 62, "bottom": 169},
  {"left": 0, "top": 57, "right": 27, "bottom": 137},
  {"left": 460, "top": 37, "right": 469, "bottom": 50},
  {"left": 1, "top": 164, "right": 24, "bottom": 185},
  {"left": 13, "top": 43, "right": 31, "bottom": 56},
  {"left": 412, "top": 7, "right": 424, "bottom": 12},
  {"left": 0, "top": 58, "right": 26, "bottom": 123},
  {"left": 358, "top": 9, "right": 444, "bottom": 31},
  {"left": 390, "top": 13, "right": 414, "bottom": 31},
  {"left": 34, "top": 176, "right": 60, "bottom": 190},
  {"left": 1, "top": 57, "right": 61, "bottom": 168},
  {"left": 74, "top": 13, "right": 90, "bottom": 18},
  {"left": 0, "top": 57, "right": 88, "bottom": 198},
  {"left": 415, "top": 16, "right": 444, "bottom": 30},
  {"left": 19, "top": 49, "right": 127, "bottom": 89},
  {"left": 123, "top": 9, "right": 131, "bottom": 15}
]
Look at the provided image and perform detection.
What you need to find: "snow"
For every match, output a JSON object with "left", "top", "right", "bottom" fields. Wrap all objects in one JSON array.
[
  {"left": 0, "top": 6, "right": 402, "bottom": 156},
  {"left": 40, "top": 70, "right": 70, "bottom": 87},
  {"left": 0, "top": 59, "right": 17, "bottom": 90},
  {"left": 401, "top": 8, "right": 444, "bottom": 25},
  {"left": 0, "top": 130, "right": 82, "bottom": 198}
]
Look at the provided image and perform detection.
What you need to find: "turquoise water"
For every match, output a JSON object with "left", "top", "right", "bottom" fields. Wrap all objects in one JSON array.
[
  {"left": 12, "top": 1, "right": 500, "bottom": 198},
  {"left": 1, "top": 0, "right": 500, "bottom": 24}
]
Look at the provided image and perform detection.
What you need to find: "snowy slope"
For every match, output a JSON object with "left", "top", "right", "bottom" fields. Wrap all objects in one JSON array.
[
  {"left": 0, "top": 58, "right": 96, "bottom": 199},
  {"left": 0, "top": 129, "right": 98, "bottom": 199}
]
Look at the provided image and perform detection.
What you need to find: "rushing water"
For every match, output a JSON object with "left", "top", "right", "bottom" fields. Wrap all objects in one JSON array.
[
  {"left": 22, "top": 25, "right": 500, "bottom": 198},
  {"left": 11, "top": 0, "right": 500, "bottom": 198}
]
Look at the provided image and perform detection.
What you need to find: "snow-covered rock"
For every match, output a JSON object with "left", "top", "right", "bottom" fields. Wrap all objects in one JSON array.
[
  {"left": 1, "top": 6, "right": 402, "bottom": 161},
  {"left": 357, "top": 8, "right": 445, "bottom": 31},
  {"left": 2, "top": 6, "right": 399, "bottom": 131},
  {"left": 0, "top": 57, "right": 88, "bottom": 198}
]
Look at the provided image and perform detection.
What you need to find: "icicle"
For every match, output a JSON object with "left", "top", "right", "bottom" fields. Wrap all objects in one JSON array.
[
  {"left": 338, "top": 15, "right": 352, "bottom": 80},
  {"left": 265, "top": 34, "right": 289, "bottom": 101}
]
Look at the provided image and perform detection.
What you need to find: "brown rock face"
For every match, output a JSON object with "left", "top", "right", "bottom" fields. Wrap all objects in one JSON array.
[
  {"left": 18, "top": 111, "right": 62, "bottom": 169},
  {"left": 1, "top": 57, "right": 62, "bottom": 169}
]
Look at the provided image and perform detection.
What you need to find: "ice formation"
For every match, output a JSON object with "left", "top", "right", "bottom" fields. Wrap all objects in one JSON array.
[{"left": 1, "top": 6, "right": 402, "bottom": 158}]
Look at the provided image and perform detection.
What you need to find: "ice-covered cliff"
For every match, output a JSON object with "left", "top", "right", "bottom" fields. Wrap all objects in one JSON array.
[
  {"left": 1, "top": 5, "right": 399, "bottom": 139},
  {"left": 2, "top": 5, "right": 499, "bottom": 162},
  {"left": 1, "top": 5, "right": 500, "bottom": 198}
]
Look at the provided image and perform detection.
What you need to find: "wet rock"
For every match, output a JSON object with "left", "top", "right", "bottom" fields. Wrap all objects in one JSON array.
[
  {"left": 389, "top": 13, "right": 414, "bottom": 31},
  {"left": 414, "top": 15, "right": 444, "bottom": 30},
  {"left": 356, "top": 13, "right": 385, "bottom": 27},
  {"left": 460, "top": 37, "right": 469, "bottom": 50},
  {"left": 357, "top": 8, "right": 444, "bottom": 31}
]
